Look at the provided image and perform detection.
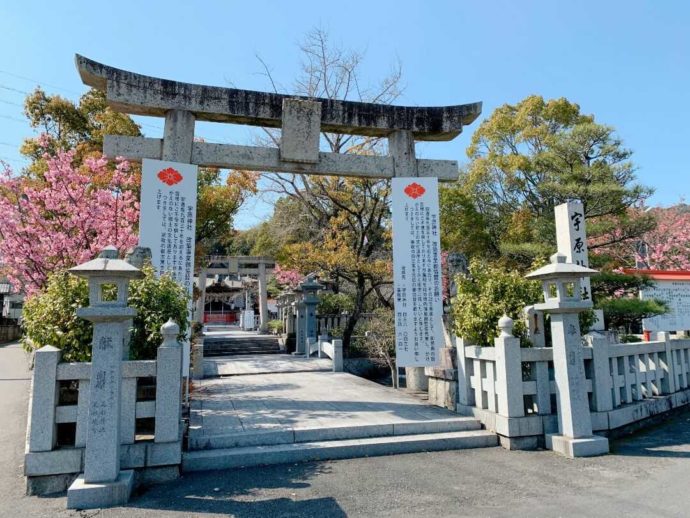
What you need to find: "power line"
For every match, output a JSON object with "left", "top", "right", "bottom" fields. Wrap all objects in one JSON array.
[
  {"left": 0, "top": 84, "right": 29, "bottom": 95},
  {"left": 0, "top": 114, "right": 26, "bottom": 123},
  {"left": 0, "top": 99, "right": 23, "bottom": 108},
  {"left": 0, "top": 69, "right": 82, "bottom": 96}
]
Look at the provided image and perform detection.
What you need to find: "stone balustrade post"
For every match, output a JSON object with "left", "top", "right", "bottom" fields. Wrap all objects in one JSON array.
[
  {"left": 155, "top": 320, "right": 183, "bottom": 443},
  {"left": 332, "top": 339, "right": 343, "bottom": 372},
  {"left": 660, "top": 332, "right": 677, "bottom": 394},
  {"left": 586, "top": 333, "right": 614, "bottom": 412},
  {"left": 27, "top": 345, "right": 62, "bottom": 452},
  {"left": 456, "top": 337, "right": 473, "bottom": 410},
  {"left": 494, "top": 316, "right": 524, "bottom": 418},
  {"left": 318, "top": 334, "right": 328, "bottom": 358}
]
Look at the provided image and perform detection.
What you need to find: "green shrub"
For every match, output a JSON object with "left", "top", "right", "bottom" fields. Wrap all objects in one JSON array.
[
  {"left": 451, "top": 259, "right": 543, "bottom": 346},
  {"left": 267, "top": 319, "right": 284, "bottom": 334},
  {"left": 22, "top": 263, "right": 188, "bottom": 361},
  {"left": 22, "top": 271, "right": 92, "bottom": 362}
]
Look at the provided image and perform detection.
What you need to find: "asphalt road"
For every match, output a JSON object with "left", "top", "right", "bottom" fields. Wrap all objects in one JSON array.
[{"left": 2, "top": 341, "right": 690, "bottom": 518}]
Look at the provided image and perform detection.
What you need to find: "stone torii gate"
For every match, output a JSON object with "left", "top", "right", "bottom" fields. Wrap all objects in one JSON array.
[
  {"left": 75, "top": 54, "right": 482, "bottom": 383},
  {"left": 196, "top": 255, "right": 275, "bottom": 330}
]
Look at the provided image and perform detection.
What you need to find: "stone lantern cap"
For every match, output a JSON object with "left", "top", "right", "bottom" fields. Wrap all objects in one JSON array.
[
  {"left": 69, "top": 247, "right": 144, "bottom": 280},
  {"left": 525, "top": 253, "right": 597, "bottom": 281},
  {"left": 301, "top": 275, "right": 324, "bottom": 292}
]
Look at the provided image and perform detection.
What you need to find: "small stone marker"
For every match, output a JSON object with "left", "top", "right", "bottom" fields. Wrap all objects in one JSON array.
[
  {"left": 66, "top": 247, "right": 143, "bottom": 509},
  {"left": 555, "top": 201, "right": 591, "bottom": 301}
]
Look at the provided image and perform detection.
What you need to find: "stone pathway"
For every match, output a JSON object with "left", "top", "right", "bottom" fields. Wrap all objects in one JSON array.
[
  {"left": 204, "top": 354, "right": 333, "bottom": 377},
  {"left": 190, "top": 370, "right": 468, "bottom": 438}
]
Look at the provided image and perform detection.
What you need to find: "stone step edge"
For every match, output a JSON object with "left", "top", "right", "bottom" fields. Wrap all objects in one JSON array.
[
  {"left": 187, "top": 418, "right": 482, "bottom": 450},
  {"left": 182, "top": 430, "right": 497, "bottom": 472}
]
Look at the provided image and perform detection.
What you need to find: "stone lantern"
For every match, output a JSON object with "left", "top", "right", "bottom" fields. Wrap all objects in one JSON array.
[
  {"left": 66, "top": 246, "right": 143, "bottom": 509},
  {"left": 294, "top": 276, "right": 323, "bottom": 355},
  {"left": 526, "top": 252, "right": 609, "bottom": 458}
]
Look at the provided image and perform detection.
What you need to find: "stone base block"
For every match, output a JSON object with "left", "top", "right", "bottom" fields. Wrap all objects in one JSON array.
[
  {"left": 67, "top": 470, "right": 134, "bottom": 510},
  {"left": 545, "top": 434, "right": 609, "bottom": 458},
  {"left": 498, "top": 435, "right": 541, "bottom": 451}
]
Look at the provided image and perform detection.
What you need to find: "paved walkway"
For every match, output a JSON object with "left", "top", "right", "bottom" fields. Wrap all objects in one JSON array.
[
  {"left": 190, "top": 370, "right": 461, "bottom": 438},
  {"left": 5, "top": 340, "right": 690, "bottom": 516},
  {"left": 204, "top": 354, "right": 333, "bottom": 377}
]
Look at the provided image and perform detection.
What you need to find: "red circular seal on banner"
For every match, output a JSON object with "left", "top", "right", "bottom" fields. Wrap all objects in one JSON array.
[
  {"left": 404, "top": 182, "right": 426, "bottom": 199},
  {"left": 157, "top": 167, "right": 183, "bottom": 186}
]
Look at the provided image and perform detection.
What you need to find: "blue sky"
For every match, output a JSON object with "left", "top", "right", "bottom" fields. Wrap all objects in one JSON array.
[{"left": 0, "top": 0, "right": 688, "bottom": 229}]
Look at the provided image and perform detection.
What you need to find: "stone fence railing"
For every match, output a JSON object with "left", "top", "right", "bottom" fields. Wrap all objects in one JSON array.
[
  {"left": 25, "top": 325, "right": 183, "bottom": 494},
  {"left": 306, "top": 335, "right": 343, "bottom": 372},
  {"left": 451, "top": 331, "right": 690, "bottom": 449}
]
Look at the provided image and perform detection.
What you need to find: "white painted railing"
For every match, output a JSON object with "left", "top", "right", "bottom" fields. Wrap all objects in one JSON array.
[
  {"left": 25, "top": 327, "right": 183, "bottom": 480},
  {"left": 456, "top": 331, "right": 690, "bottom": 445}
]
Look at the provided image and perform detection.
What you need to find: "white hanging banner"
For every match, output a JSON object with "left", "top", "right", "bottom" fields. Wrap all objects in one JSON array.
[
  {"left": 391, "top": 177, "right": 443, "bottom": 367},
  {"left": 555, "top": 201, "right": 591, "bottom": 301},
  {"left": 139, "top": 158, "right": 198, "bottom": 375}
]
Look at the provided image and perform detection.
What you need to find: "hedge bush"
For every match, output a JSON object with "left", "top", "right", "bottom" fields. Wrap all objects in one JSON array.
[{"left": 22, "top": 263, "right": 188, "bottom": 361}]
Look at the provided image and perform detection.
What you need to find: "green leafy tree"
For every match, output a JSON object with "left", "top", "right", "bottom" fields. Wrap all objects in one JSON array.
[
  {"left": 591, "top": 270, "right": 668, "bottom": 332},
  {"left": 20, "top": 88, "right": 141, "bottom": 178},
  {"left": 22, "top": 264, "right": 188, "bottom": 361},
  {"left": 317, "top": 292, "right": 355, "bottom": 315},
  {"left": 443, "top": 95, "right": 654, "bottom": 267}
]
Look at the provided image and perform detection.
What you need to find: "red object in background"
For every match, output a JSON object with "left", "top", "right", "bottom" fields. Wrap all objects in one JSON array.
[
  {"left": 643, "top": 330, "right": 651, "bottom": 342},
  {"left": 204, "top": 313, "right": 237, "bottom": 324}
]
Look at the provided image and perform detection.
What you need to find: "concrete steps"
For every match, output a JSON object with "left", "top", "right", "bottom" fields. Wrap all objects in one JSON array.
[
  {"left": 182, "top": 429, "right": 497, "bottom": 472},
  {"left": 188, "top": 417, "right": 482, "bottom": 451},
  {"left": 203, "top": 336, "right": 280, "bottom": 357}
]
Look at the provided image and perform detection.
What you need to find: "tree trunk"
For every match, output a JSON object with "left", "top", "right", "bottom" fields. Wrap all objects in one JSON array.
[{"left": 342, "top": 274, "right": 367, "bottom": 353}]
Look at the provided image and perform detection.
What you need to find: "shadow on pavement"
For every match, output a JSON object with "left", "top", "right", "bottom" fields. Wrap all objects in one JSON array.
[
  {"left": 611, "top": 410, "right": 690, "bottom": 459},
  {"left": 128, "top": 460, "right": 347, "bottom": 517}
]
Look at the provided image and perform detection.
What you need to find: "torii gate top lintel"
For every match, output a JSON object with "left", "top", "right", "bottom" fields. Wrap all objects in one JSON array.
[
  {"left": 75, "top": 54, "right": 482, "bottom": 182},
  {"left": 75, "top": 54, "right": 481, "bottom": 142}
]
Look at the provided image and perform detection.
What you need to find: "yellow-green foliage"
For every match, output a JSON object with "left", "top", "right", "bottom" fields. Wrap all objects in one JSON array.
[
  {"left": 22, "top": 264, "right": 188, "bottom": 361},
  {"left": 451, "top": 260, "right": 543, "bottom": 346}
]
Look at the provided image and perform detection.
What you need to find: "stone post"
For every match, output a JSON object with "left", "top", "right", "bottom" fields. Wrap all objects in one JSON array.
[
  {"left": 66, "top": 247, "right": 143, "bottom": 509},
  {"left": 155, "top": 320, "right": 183, "bottom": 443},
  {"left": 526, "top": 253, "right": 609, "bottom": 458},
  {"left": 258, "top": 261, "right": 269, "bottom": 332},
  {"left": 494, "top": 316, "right": 524, "bottom": 418},
  {"left": 27, "top": 346, "right": 61, "bottom": 452},
  {"left": 456, "top": 337, "right": 474, "bottom": 413},
  {"left": 660, "top": 331, "right": 677, "bottom": 394},
  {"left": 586, "top": 332, "right": 614, "bottom": 412},
  {"left": 332, "top": 339, "right": 344, "bottom": 372},
  {"left": 196, "top": 268, "right": 207, "bottom": 324}
]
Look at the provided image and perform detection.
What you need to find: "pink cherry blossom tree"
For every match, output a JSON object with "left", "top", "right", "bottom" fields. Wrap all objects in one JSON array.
[
  {"left": 0, "top": 150, "right": 139, "bottom": 295},
  {"left": 273, "top": 264, "right": 303, "bottom": 290},
  {"left": 643, "top": 205, "right": 690, "bottom": 270}
]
